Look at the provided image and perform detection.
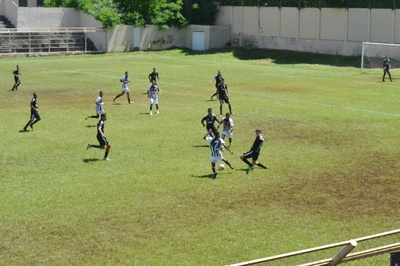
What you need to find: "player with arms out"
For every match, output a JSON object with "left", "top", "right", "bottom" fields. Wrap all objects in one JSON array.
[
  {"left": 148, "top": 67, "right": 159, "bottom": 84},
  {"left": 87, "top": 113, "right": 111, "bottom": 161},
  {"left": 218, "top": 112, "right": 234, "bottom": 147},
  {"left": 86, "top": 91, "right": 105, "bottom": 120},
  {"left": 205, "top": 131, "right": 234, "bottom": 179},
  {"left": 113, "top": 71, "right": 133, "bottom": 104},
  {"left": 23, "top": 92, "right": 41, "bottom": 131},
  {"left": 147, "top": 80, "right": 160, "bottom": 115},
  {"left": 240, "top": 129, "right": 268, "bottom": 174},
  {"left": 201, "top": 108, "right": 219, "bottom": 135}
]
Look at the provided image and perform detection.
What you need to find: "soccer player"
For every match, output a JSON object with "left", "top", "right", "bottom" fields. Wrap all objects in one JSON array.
[
  {"left": 240, "top": 129, "right": 268, "bottom": 174},
  {"left": 201, "top": 108, "right": 220, "bottom": 135},
  {"left": 113, "top": 71, "right": 133, "bottom": 104},
  {"left": 210, "top": 70, "right": 222, "bottom": 100},
  {"left": 382, "top": 56, "right": 392, "bottom": 82},
  {"left": 218, "top": 112, "right": 234, "bottom": 147},
  {"left": 86, "top": 91, "right": 105, "bottom": 120},
  {"left": 23, "top": 92, "right": 41, "bottom": 131},
  {"left": 11, "top": 65, "right": 21, "bottom": 91},
  {"left": 207, "top": 131, "right": 234, "bottom": 179},
  {"left": 86, "top": 113, "right": 111, "bottom": 161},
  {"left": 217, "top": 78, "right": 234, "bottom": 116},
  {"left": 148, "top": 67, "right": 159, "bottom": 83},
  {"left": 147, "top": 80, "right": 159, "bottom": 115}
]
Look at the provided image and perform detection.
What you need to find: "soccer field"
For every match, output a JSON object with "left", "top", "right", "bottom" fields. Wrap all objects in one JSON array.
[{"left": 0, "top": 49, "right": 399, "bottom": 265}]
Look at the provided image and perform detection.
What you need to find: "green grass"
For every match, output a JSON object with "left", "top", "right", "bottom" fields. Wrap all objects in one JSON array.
[{"left": 0, "top": 49, "right": 399, "bottom": 265}]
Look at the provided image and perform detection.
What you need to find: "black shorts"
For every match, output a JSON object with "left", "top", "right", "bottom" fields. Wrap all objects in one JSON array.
[
  {"left": 14, "top": 76, "right": 20, "bottom": 83},
  {"left": 30, "top": 112, "right": 40, "bottom": 121},
  {"left": 242, "top": 150, "right": 259, "bottom": 161},
  {"left": 97, "top": 135, "right": 109, "bottom": 147},
  {"left": 219, "top": 97, "right": 229, "bottom": 104},
  {"left": 206, "top": 125, "right": 218, "bottom": 134}
]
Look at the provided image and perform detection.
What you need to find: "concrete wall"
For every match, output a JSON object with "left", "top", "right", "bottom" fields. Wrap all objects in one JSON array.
[
  {"left": 215, "top": 6, "right": 400, "bottom": 56},
  {"left": 17, "top": 8, "right": 81, "bottom": 28}
]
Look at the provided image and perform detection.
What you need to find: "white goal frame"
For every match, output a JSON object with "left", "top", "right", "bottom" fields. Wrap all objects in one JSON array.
[{"left": 361, "top": 42, "right": 400, "bottom": 74}]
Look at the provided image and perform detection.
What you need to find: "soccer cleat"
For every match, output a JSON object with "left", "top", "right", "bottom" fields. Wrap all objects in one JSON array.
[
  {"left": 230, "top": 166, "right": 235, "bottom": 170},
  {"left": 29, "top": 124, "right": 34, "bottom": 129},
  {"left": 156, "top": 110, "right": 159, "bottom": 114},
  {"left": 210, "top": 95, "right": 213, "bottom": 100},
  {"left": 103, "top": 157, "right": 110, "bottom": 161},
  {"left": 113, "top": 97, "right": 116, "bottom": 102},
  {"left": 129, "top": 101, "right": 134, "bottom": 104},
  {"left": 246, "top": 165, "right": 254, "bottom": 174},
  {"left": 212, "top": 173, "right": 217, "bottom": 179},
  {"left": 23, "top": 127, "right": 27, "bottom": 132},
  {"left": 150, "top": 111, "right": 152, "bottom": 115},
  {"left": 86, "top": 144, "right": 91, "bottom": 150}
]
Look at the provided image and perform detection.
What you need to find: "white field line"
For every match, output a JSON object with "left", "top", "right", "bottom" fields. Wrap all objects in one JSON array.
[{"left": 64, "top": 70, "right": 399, "bottom": 117}]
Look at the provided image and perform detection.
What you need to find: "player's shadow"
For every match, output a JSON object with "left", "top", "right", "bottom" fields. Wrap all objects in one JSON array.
[
  {"left": 82, "top": 158, "right": 101, "bottom": 163},
  {"left": 192, "top": 145, "right": 209, "bottom": 148},
  {"left": 191, "top": 174, "right": 215, "bottom": 179},
  {"left": 85, "top": 125, "right": 96, "bottom": 128},
  {"left": 19, "top": 130, "right": 29, "bottom": 133}
]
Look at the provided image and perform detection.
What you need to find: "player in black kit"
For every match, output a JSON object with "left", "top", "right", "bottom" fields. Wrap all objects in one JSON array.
[
  {"left": 201, "top": 108, "right": 220, "bottom": 135},
  {"left": 217, "top": 78, "right": 234, "bottom": 116},
  {"left": 240, "top": 129, "right": 268, "bottom": 174},
  {"left": 86, "top": 113, "right": 111, "bottom": 161},
  {"left": 23, "top": 92, "right": 41, "bottom": 131},
  {"left": 210, "top": 70, "right": 222, "bottom": 100}
]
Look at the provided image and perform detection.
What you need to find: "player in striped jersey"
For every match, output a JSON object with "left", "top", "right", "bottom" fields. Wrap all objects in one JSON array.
[
  {"left": 147, "top": 80, "right": 159, "bottom": 115},
  {"left": 113, "top": 71, "right": 133, "bottom": 104},
  {"left": 240, "top": 129, "right": 268, "bottom": 174},
  {"left": 206, "top": 131, "right": 234, "bottom": 179},
  {"left": 218, "top": 112, "right": 234, "bottom": 147},
  {"left": 86, "top": 91, "right": 105, "bottom": 120}
]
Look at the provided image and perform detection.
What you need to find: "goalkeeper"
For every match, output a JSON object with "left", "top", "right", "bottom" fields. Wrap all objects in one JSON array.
[{"left": 382, "top": 56, "right": 392, "bottom": 82}]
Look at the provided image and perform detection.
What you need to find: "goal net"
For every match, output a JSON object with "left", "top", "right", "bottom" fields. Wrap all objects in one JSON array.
[{"left": 360, "top": 42, "right": 400, "bottom": 74}]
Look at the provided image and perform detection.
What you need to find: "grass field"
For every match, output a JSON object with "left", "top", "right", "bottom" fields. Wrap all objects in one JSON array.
[{"left": 0, "top": 49, "right": 399, "bottom": 265}]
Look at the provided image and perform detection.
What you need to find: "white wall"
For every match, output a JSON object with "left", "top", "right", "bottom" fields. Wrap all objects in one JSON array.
[
  {"left": 216, "top": 6, "right": 400, "bottom": 56},
  {"left": 17, "top": 8, "right": 80, "bottom": 28}
]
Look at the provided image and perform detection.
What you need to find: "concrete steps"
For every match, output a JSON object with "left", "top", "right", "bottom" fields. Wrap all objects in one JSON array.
[{"left": 0, "top": 31, "right": 97, "bottom": 53}]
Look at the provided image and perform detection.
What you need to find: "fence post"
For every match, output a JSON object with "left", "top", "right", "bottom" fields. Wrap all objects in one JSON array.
[{"left": 330, "top": 240, "right": 357, "bottom": 266}]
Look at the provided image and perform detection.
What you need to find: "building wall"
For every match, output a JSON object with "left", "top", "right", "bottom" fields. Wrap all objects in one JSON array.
[{"left": 215, "top": 6, "right": 400, "bottom": 56}]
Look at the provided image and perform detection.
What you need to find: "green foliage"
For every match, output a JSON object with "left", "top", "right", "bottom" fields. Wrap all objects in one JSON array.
[
  {"left": 183, "top": 0, "right": 219, "bottom": 25},
  {"left": 89, "top": 0, "right": 121, "bottom": 28}
]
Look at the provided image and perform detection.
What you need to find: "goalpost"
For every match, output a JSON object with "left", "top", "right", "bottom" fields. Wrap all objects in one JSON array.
[{"left": 360, "top": 42, "right": 400, "bottom": 74}]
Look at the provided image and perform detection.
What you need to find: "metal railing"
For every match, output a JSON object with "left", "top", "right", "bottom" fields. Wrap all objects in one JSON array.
[
  {"left": 228, "top": 229, "right": 400, "bottom": 265},
  {"left": 0, "top": 27, "right": 103, "bottom": 54}
]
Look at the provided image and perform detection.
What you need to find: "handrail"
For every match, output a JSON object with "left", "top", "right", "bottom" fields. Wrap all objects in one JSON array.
[
  {"left": 227, "top": 229, "right": 400, "bottom": 266},
  {"left": 0, "top": 27, "right": 103, "bottom": 33}
]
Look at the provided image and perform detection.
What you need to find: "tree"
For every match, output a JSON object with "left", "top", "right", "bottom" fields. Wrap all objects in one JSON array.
[
  {"left": 182, "top": 0, "right": 219, "bottom": 25},
  {"left": 114, "top": 0, "right": 187, "bottom": 29}
]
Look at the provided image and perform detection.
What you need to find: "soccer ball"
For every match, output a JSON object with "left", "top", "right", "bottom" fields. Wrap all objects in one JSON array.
[{"left": 218, "top": 164, "right": 225, "bottom": 170}]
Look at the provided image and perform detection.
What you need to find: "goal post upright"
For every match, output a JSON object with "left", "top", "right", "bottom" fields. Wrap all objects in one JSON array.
[{"left": 360, "top": 41, "right": 400, "bottom": 75}]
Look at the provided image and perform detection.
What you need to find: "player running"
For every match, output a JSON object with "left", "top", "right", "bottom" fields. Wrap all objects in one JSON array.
[
  {"left": 217, "top": 78, "right": 234, "bottom": 116},
  {"left": 240, "top": 129, "right": 268, "bottom": 174},
  {"left": 86, "top": 91, "right": 105, "bottom": 120},
  {"left": 23, "top": 92, "right": 41, "bottom": 131},
  {"left": 87, "top": 113, "right": 111, "bottom": 161},
  {"left": 11, "top": 65, "right": 21, "bottom": 91},
  {"left": 210, "top": 70, "right": 222, "bottom": 100},
  {"left": 218, "top": 112, "right": 234, "bottom": 147},
  {"left": 147, "top": 80, "right": 160, "bottom": 115},
  {"left": 113, "top": 71, "right": 133, "bottom": 104},
  {"left": 201, "top": 108, "right": 220, "bottom": 135},
  {"left": 204, "top": 131, "right": 234, "bottom": 179}
]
